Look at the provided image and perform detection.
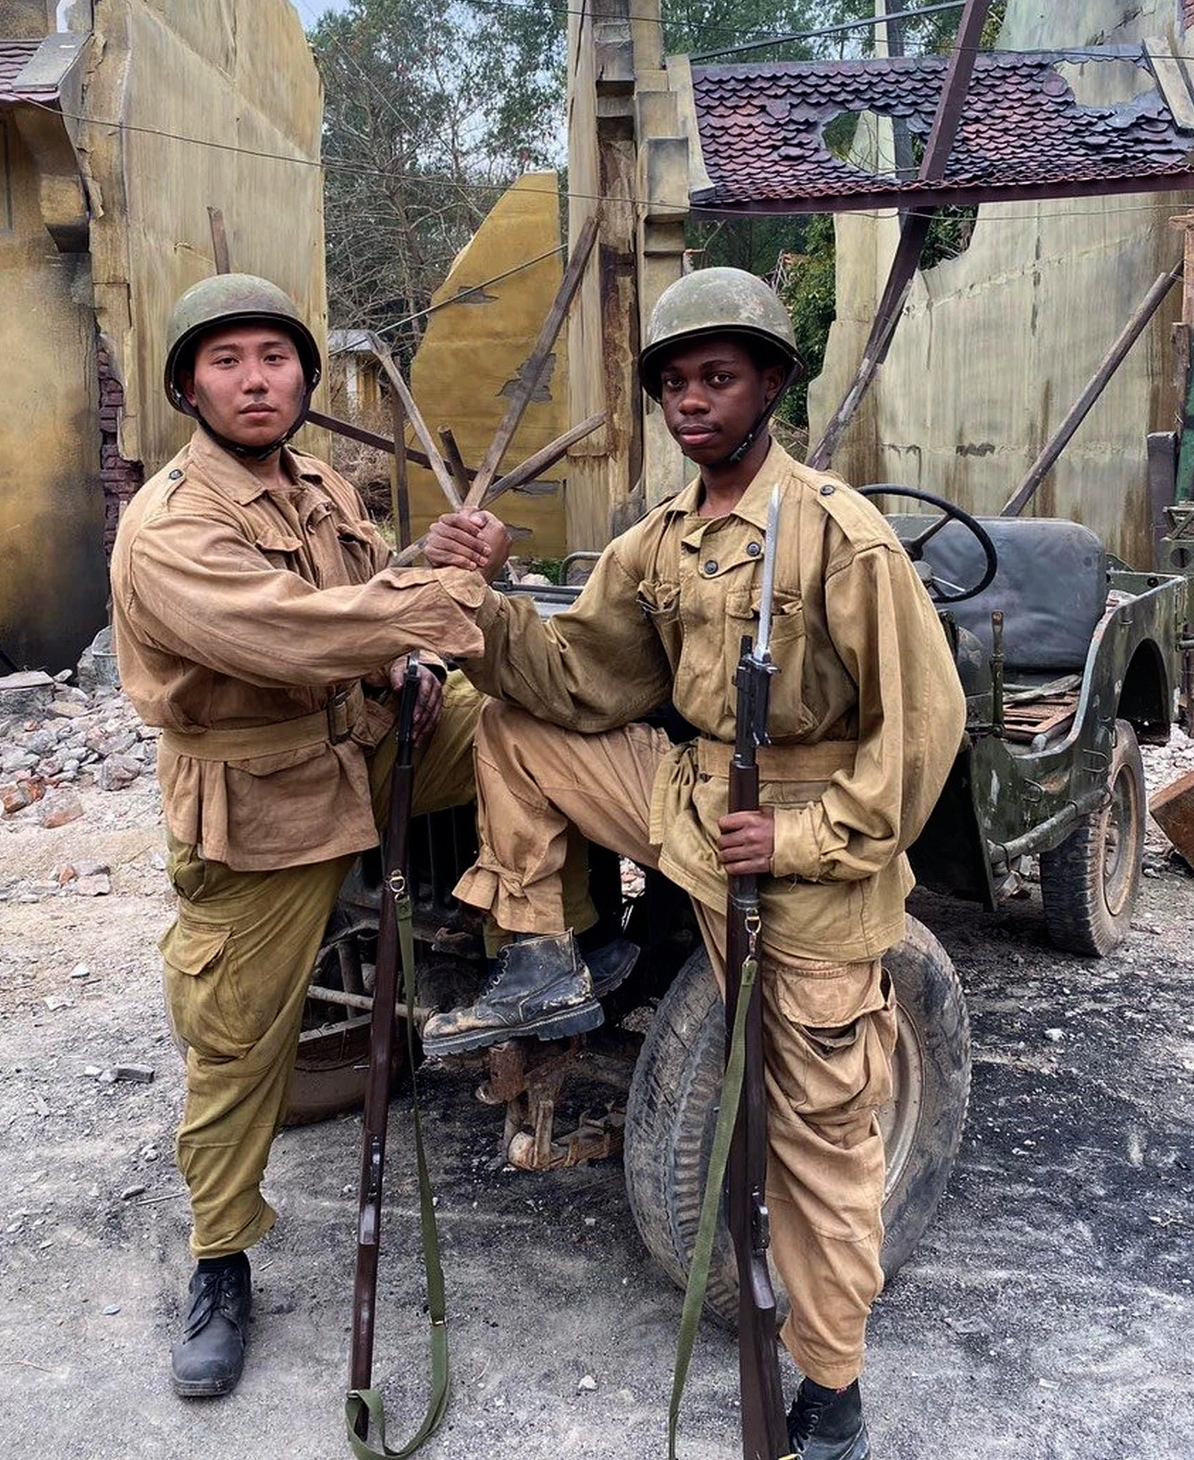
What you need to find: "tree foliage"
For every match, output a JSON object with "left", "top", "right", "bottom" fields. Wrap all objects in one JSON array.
[
  {"left": 308, "top": 0, "right": 1009, "bottom": 424},
  {"left": 308, "top": 0, "right": 564, "bottom": 354}
]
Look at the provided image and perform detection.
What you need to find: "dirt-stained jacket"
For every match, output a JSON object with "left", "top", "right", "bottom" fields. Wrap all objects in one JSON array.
[
  {"left": 110, "top": 429, "right": 484, "bottom": 871},
  {"left": 461, "top": 440, "right": 966, "bottom": 961}
]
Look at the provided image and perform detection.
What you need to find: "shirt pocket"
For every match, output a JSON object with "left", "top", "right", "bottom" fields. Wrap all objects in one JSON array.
[
  {"left": 253, "top": 527, "right": 304, "bottom": 572},
  {"left": 637, "top": 578, "right": 683, "bottom": 669},
  {"left": 335, "top": 518, "right": 382, "bottom": 579},
  {"left": 725, "top": 586, "right": 814, "bottom": 734}
]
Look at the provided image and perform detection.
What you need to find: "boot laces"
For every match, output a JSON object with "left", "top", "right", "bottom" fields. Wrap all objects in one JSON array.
[
  {"left": 790, "top": 1388, "right": 833, "bottom": 1447},
  {"left": 182, "top": 1266, "right": 246, "bottom": 1342}
]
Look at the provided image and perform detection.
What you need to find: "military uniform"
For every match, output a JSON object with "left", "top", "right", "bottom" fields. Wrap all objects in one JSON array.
[
  {"left": 448, "top": 439, "right": 966, "bottom": 1386},
  {"left": 111, "top": 428, "right": 486, "bottom": 1257}
]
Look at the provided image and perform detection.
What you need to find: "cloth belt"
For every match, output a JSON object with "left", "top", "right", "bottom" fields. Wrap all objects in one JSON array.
[
  {"left": 160, "top": 681, "right": 366, "bottom": 761},
  {"left": 695, "top": 736, "right": 857, "bottom": 780}
]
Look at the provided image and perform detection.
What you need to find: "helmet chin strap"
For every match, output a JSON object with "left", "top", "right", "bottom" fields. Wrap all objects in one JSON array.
[
  {"left": 721, "top": 364, "right": 797, "bottom": 467},
  {"left": 195, "top": 389, "right": 313, "bottom": 463}
]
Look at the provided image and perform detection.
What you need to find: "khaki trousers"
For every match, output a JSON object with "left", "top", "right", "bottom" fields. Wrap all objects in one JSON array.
[
  {"left": 162, "top": 673, "right": 486, "bottom": 1259},
  {"left": 454, "top": 701, "right": 897, "bottom": 1389}
]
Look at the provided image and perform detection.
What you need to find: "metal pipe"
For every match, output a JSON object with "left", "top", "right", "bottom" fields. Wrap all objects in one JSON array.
[{"left": 306, "top": 984, "right": 430, "bottom": 1023}]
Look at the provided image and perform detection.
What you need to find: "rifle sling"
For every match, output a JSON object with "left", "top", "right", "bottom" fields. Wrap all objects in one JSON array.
[
  {"left": 666, "top": 950, "right": 794, "bottom": 1460},
  {"left": 344, "top": 885, "right": 450, "bottom": 1458}
]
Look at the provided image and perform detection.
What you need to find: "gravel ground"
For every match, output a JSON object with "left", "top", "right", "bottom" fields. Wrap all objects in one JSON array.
[{"left": 2, "top": 685, "right": 1193, "bottom": 1460}]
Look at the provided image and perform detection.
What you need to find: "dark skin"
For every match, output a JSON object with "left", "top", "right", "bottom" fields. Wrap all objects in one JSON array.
[{"left": 425, "top": 334, "right": 785, "bottom": 870}]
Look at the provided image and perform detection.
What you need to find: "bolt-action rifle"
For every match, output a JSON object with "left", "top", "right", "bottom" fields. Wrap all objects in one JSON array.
[
  {"left": 346, "top": 651, "right": 450, "bottom": 1459},
  {"left": 725, "top": 486, "right": 789, "bottom": 1460}
]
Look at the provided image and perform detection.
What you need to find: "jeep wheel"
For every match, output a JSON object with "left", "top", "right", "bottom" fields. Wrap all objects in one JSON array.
[
  {"left": 1039, "top": 718, "right": 1145, "bottom": 957},
  {"left": 623, "top": 916, "right": 970, "bottom": 1328}
]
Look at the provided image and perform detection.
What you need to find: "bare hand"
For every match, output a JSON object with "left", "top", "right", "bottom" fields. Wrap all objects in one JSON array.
[
  {"left": 425, "top": 510, "right": 512, "bottom": 583},
  {"left": 717, "top": 808, "right": 775, "bottom": 876},
  {"left": 387, "top": 658, "right": 443, "bottom": 745}
]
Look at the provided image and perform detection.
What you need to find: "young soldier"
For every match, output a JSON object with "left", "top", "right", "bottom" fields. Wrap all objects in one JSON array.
[
  {"left": 110, "top": 274, "right": 495, "bottom": 1399},
  {"left": 421, "top": 267, "right": 966, "bottom": 1458}
]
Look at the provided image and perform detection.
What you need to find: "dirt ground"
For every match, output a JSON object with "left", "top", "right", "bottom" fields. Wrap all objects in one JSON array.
[{"left": 2, "top": 738, "right": 1194, "bottom": 1460}]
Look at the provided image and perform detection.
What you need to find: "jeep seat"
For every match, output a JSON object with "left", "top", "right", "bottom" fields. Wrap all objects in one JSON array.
[{"left": 886, "top": 514, "right": 1107, "bottom": 675}]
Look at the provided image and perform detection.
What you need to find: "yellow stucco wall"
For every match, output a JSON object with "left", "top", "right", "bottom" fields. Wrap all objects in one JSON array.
[
  {"left": 405, "top": 172, "right": 569, "bottom": 558},
  {"left": 808, "top": 0, "right": 1185, "bottom": 569},
  {"left": 78, "top": 0, "right": 328, "bottom": 472},
  {"left": 0, "top": 112, "right": 106, "bottom": 671},
  {"left": 0, "top": 0, "right": 326, "bottom": 671}
]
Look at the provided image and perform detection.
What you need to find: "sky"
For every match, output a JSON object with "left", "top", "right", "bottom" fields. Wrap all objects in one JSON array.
[{"left": 290, "top": 0, "right": 352, "bottom": 27}]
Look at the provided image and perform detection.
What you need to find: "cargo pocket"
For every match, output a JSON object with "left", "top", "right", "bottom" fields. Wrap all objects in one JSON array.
[
  {"left": 765, "top": 957, "right": 894, "bottom": 1119},
  {"left": 160, "top": 915, "right": 247, "bottom": 1060}
]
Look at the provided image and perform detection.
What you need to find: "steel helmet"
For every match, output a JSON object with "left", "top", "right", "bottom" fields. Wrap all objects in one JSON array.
[
  {"left": 639, "top": 267, "right": 799, "bottom": 401},
  {"left": 163, "top": 272, "right": 322, "bottom": 416}
]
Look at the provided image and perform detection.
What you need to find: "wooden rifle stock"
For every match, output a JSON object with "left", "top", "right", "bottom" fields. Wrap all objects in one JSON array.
[
  {"left": 349, "top": 654, "right": 422, "bottom": 1423},
  {"left": 725, "top": 633, "right": 789, "bottom": 1460}
]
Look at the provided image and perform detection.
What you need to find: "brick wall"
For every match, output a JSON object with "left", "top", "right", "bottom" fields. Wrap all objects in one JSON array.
[
  {"left": 1185, "top": 0, "right": 1194, "bottom": 33},
  {"left": 97, "top": 338, "right": 143, "bottom": 556}
]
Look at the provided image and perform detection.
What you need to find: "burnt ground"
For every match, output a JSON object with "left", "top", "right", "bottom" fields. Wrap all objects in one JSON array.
[{"left": 1, "top": 765, "right": 1193, "bottom": 1460}]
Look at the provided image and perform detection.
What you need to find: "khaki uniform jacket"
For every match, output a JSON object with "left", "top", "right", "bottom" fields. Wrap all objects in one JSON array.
[
  {"left": 110, "top": 429, "right": 484, "bottom": 871},
  {"left": 462, "top": 441, "right": 966, "bottom": 962}
]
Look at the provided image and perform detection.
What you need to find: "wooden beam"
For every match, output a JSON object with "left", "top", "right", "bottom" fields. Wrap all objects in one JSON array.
[
  {"left": 207, "top": 207, "right": 230, "bottom": 274},
  {"left": 393, "top": 412, "right": 605, "bottom": 566},
  {"left": 806, "top": 0, "right": 992, "bottom": 471},
  {"left": 463, "top": 213, "right": 600, "bottom": 507},
  {"left": 1001, "top": 266, "right": 1181, "bottom": 516},
  {"left": 367, "top": 334, "right": 463, "bottom": 511}
]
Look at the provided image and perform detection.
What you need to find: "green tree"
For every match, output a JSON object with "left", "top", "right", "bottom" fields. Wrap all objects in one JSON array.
[{"left": 308, "top": 0, "right": 564, "bottom": 353}]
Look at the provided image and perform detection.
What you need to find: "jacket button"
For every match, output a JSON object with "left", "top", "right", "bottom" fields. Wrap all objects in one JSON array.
[
  {"left": 168, "top": 469, "right": 183, "bottom": 480},
  {"left": 704, "top": 559, "right": 718, "bottom": 575},
  {"left": 746, "top": 541, "right": 761, "bottom": 557},
  {"left": 820, "top": 483, "right": 835, "bottom": 496}
]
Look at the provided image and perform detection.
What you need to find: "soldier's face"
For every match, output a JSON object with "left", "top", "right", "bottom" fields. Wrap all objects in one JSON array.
[
  {"left": 183, "top": 325, "right": 307, "bottom": 448},
  {"left": 657, "top": 336, "right": 783, "bottom": 466}
]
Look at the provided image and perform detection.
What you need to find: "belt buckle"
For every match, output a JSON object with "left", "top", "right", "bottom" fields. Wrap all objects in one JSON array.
[{"left": 327, "top": 687, "right": 353, "bottom": 744}]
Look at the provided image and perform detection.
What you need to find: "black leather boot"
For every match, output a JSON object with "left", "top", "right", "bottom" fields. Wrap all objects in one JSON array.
[
  {"left": 420, "top": 931, "right": 603, "bottom": 1055},
  {"left": 786, "top": 1378, "right": 870, "bottom": 1460},
  {"left": 584, "top": 937, "right": 639, "bottom": 998},
  {"left": 171, "top": 1252, "right": 252, "bottom": 1397}
]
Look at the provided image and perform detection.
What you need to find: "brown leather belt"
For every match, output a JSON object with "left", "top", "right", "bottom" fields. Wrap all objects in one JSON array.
[
  {"left": 695, "top": 736, "right": 857, "bottom": 780},
  {"left": 161, "top": 681, "right": 365, "bottom": 761}
]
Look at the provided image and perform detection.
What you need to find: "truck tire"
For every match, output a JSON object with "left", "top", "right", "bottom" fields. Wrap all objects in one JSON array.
[
  {"left": 623, "top": 916, "right": 970, "bottom": 1328},
  {"left": 1039, "top": 718, "right": 1145, "bottom": 957}
]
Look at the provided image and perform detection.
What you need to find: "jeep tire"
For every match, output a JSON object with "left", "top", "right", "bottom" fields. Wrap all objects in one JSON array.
[{"left": 622, "top": 915, "right": 971, "bottom": 1328}]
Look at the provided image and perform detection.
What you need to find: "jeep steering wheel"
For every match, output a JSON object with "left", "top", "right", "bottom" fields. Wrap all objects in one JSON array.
[{"left": 857, "top": 484, "right": 998, "bottom": 604}]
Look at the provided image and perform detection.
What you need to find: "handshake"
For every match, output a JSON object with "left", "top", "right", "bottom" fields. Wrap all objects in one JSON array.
[{"left": 425, "top": 509, "right": 513, "bottom": 584}]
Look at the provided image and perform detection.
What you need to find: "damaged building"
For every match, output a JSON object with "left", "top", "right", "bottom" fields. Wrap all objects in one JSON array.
[{"left": 0, "top": 0, "right": 326, "bottom": 674}]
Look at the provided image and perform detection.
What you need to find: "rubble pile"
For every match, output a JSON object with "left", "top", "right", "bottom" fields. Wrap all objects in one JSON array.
[{"left": 0, "top": 670, "right": 158, "bottom": 829}]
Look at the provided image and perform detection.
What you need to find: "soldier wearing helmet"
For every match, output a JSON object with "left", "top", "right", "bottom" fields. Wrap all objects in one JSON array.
[
  {"left": 422, "top": 266, "right": 965, "bottom": 1459},
  {"left": 109, "top": 274, "right": 496, "bottom": 1400}
]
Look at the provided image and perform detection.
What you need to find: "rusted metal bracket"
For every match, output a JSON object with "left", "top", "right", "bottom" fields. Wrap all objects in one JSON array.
[{"left": 474, "top": 1034, "right": 639, "bottom": 1171}]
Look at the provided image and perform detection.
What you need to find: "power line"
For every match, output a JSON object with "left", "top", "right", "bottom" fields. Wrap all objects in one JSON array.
[{"left": 40, "top": 94, "right": 1194, "bottom": 227}]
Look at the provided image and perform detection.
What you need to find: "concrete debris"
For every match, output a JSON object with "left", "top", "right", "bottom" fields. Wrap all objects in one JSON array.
[
  {"left": 113, "top": 1065, "right": 155, "bottom": 1084},
  {"left": 0, "top": 677, "right": 158, "bottom": 819}
]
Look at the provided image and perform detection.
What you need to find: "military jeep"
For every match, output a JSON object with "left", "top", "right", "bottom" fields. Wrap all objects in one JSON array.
[{"left": 288, "top": 488, "right": 1187, "bottom": 1325}]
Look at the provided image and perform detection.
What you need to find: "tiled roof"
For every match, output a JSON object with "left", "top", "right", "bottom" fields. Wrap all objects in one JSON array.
[
  {"left": 690, "top": 48, "right": 1194, "bottom": 213},
  {"left": 0, "top": 38, "right": 53, "bottom": 104}
]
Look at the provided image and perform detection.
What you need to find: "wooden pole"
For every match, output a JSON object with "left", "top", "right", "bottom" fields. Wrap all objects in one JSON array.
[
  {"left": 207, "top": 207, "right": 230, "bottom": 274},
  {"left": 390, "top": 388, "right": 410, "bottom": 551},
  {"left": 464, "top": 213, "right": 600, "bottom": 507},
  {"left": 367, "top": 334, "right": 463, "bottom": 511},
  {"left": 1000, "top": 266, "right": 1182, "bottom": 516},
  {"left": 394, "top": 412, "right": 606, "bottom": 566}
]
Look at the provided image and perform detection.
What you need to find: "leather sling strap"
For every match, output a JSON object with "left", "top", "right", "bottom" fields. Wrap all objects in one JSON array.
[
  {"left": 344, "top": 887, "right": 450, "bottom": 1458},
  {"left": 665, "top": 945, "right": 796, "bottom": 1460}
]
